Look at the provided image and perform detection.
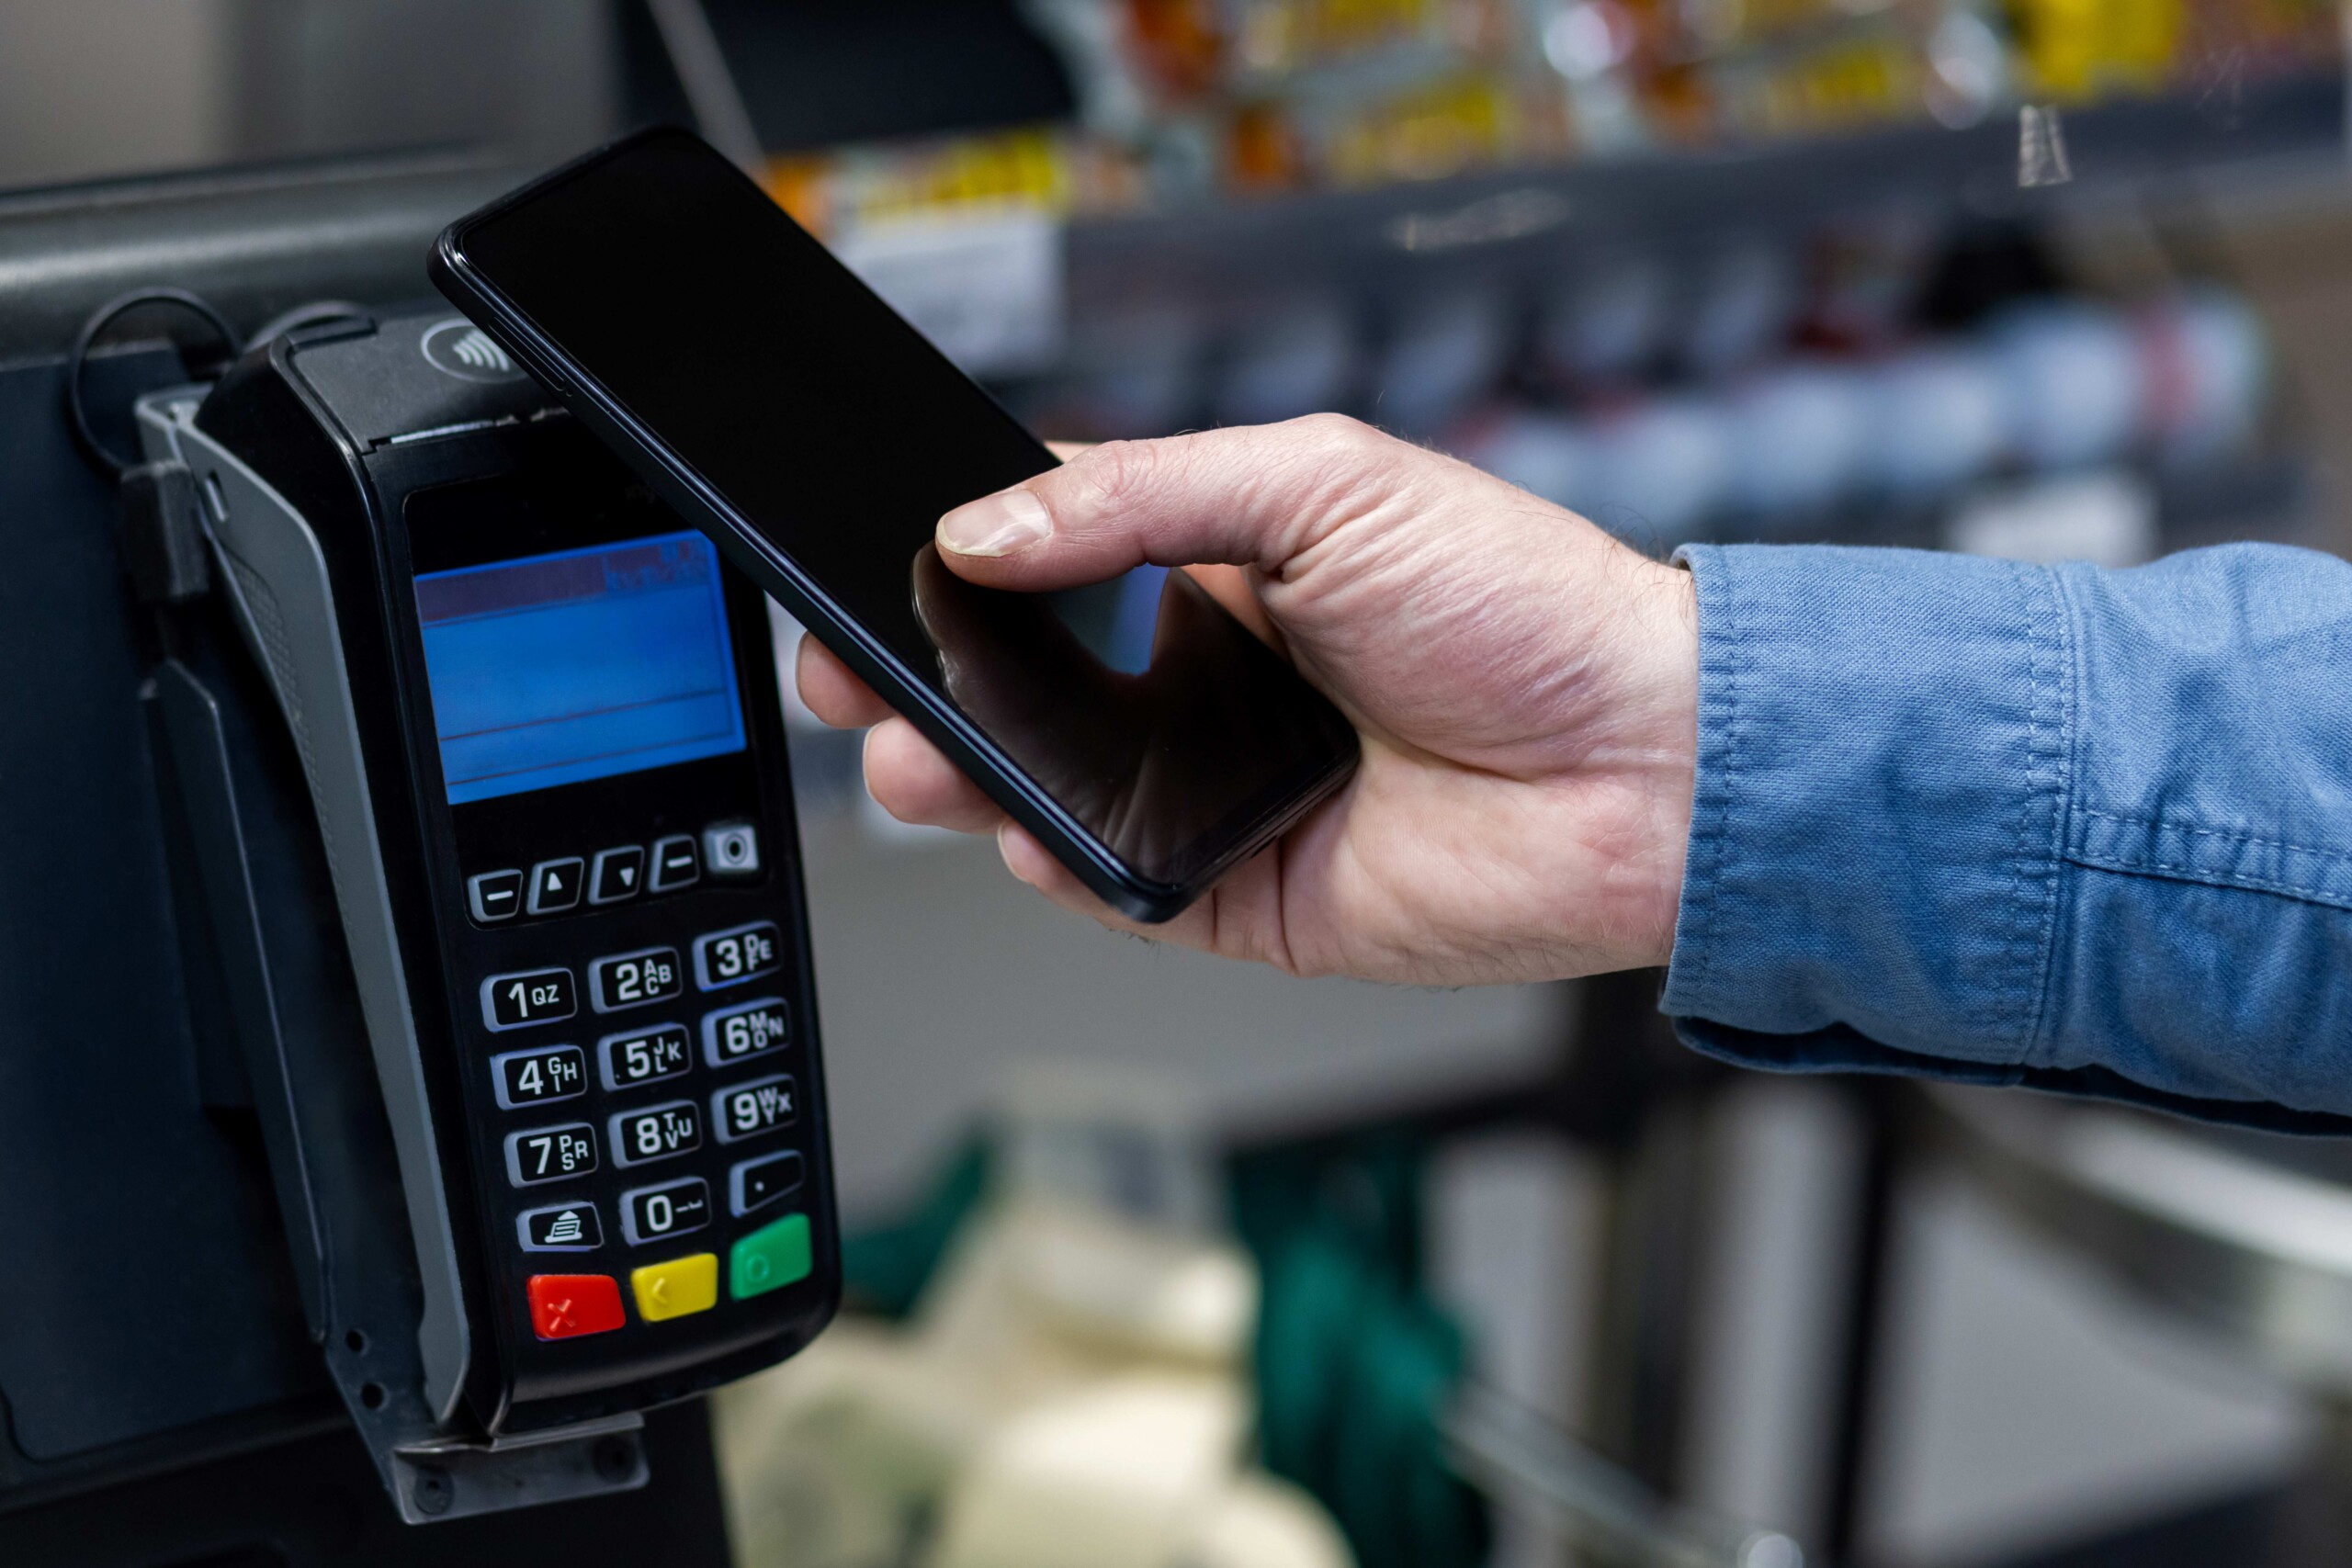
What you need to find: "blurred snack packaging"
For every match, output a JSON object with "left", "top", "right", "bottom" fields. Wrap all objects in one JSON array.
[{"left": 761, "top": 0, "right": 2341, "bottom": 236}]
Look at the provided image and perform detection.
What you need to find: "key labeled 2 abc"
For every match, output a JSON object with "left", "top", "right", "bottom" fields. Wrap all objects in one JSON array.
[
  {"left": 609, "top": 1100, "right": 703, "bottom": 1167},
  {"left": 591, "top": 946, "right": 683, "bottom": 1012},
  {"left": 713, "top": 1074, "right": 797, "bottom": 1144}
]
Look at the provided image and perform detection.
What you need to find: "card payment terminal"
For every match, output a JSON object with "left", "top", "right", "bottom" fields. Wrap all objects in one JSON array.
[{"left": 133, "top": 310, "right": 837, "bottom": 1519}]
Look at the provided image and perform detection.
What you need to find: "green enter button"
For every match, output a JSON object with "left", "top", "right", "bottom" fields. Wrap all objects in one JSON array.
[{"left": 729, "top": 1213, "right": 811, "bottom": 1300}]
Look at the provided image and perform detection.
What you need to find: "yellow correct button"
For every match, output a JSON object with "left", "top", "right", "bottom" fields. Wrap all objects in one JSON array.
[{"left": 629, "top": 1252, "right": 718, "bottom": 1323}]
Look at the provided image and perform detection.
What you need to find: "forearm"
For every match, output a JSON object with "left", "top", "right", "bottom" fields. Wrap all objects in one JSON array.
[{"left": 1663, "top": 540, "right": 2352, "bottom": 1125}]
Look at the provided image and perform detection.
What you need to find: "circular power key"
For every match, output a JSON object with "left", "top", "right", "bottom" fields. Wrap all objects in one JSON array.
[{"left": 703, "top": 821, "right": 760, "bottom": 877}]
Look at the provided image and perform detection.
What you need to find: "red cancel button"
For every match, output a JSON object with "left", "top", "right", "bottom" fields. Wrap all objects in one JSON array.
[{"left": 528, "top": 1273, "right": 625, "bottom": 1339}]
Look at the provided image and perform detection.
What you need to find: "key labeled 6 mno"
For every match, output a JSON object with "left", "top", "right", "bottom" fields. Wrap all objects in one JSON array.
[
  {"left": 713, "top": 1074, "right": 796, "bottom": 1144},
  {"left": 702, "top": 996, "right": 788, "bottom": 1066}
]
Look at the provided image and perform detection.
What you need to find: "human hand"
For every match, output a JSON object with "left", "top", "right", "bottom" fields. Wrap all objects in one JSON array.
[{"left": 797, "top": 414, "right": 1698, "bottom": 987}]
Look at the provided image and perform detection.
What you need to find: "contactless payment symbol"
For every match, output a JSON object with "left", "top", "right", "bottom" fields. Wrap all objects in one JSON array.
[{"left": 420, "top": 317, "right": 526, "bottom": 382}]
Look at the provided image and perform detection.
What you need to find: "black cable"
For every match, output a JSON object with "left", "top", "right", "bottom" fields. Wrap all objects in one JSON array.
[
  {"left": 66, "top": 287, "right": 240, "bottom": 479},
  {"left": 246, "top": 299, "right": 369, "bottom": 346}
]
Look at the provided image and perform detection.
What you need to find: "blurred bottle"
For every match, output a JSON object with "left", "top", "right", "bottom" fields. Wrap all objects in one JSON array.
[
  {"left": 1048, "top": 304, "right": 1206, "bottom": 439},
  {"left": 1989, "top": 298, "right": 2144, "bottom": 469},
  {"left": 1537, "top": 252, "right": 1668, "bottom": 389},
  {"left": 1681, "top": 243, "right": 1798, "bottom": 378},
  {"left": 1534, "top": 0, "right": 1654, "bottom": 154},
  {"left": 2135, "top": 286, "right": 2269, "bottom": 468},
  {"left": 1211, "top": 302, "right": 1360, "bottom": 424},
  {"left": 1583, "top": 393, "right": 1733, "bottom": 545},
  {"left": 1723, "top": 360, "right": 1871, "bottom": 527},
  {"left": 1448, "top": 406, "right": 1594, "bottom": 511},
  {"left": 1865, "top": 343, "right": 2010, "bottom": 500},
  {"left": 1372, "top": 291, "right": 1514, "bottom": 436}
]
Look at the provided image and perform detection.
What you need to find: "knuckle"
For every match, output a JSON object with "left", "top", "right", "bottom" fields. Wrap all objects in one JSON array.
[
  {"left": 1061, "top": 436, "right": 1156, "bottom": 520},
  {"left": 1290, "top": 412, "right": 1377, "bottom": 452}
]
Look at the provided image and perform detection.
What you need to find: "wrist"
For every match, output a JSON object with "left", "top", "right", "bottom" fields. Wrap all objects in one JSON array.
[{"left": 1623, "top": 557, "right": 1701, "bottom": 970}]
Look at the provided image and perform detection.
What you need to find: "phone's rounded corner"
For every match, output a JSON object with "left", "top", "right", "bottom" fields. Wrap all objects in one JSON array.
[
  {"left": 1116, "top": 886, "right": 1194, "bottom": 926},
  {"left": 1085, "top": 864, "right": 1196, "bottom": 926},
  {"left": 425, "top": 225, "right": 471, "bottom": 299}
]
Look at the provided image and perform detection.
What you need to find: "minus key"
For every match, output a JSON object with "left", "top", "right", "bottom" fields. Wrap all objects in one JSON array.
[{"left": 469, "top": 869, "right": 526, "bottom": 922}]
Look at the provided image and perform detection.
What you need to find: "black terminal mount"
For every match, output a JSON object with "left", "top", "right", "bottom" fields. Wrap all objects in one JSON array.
[{"left": 130, "top": 310, "right": 838, "bottom": 1521}]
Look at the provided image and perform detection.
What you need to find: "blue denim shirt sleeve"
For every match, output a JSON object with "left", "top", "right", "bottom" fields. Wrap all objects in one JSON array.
[{"left": 1663, "top": 541, "right": 2352, "bottom": 1131}]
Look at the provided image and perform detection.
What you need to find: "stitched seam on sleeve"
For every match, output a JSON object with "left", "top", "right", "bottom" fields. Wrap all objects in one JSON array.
[
  {"left": 2076, "top": 808, "right": 2352, "bottom": 864},
  {"left": 1996, "top": 562, "right": 2052, "bottom": 1057},
  {"left": 1684, "top": 561, "right": 1743, "bottom": 1004},
  {"left": 2017, "top": 563, "right": 2073, "bottom": 1068},
  {"left": 2064, "top": 848, "right": 2352, "bottom": 912}
]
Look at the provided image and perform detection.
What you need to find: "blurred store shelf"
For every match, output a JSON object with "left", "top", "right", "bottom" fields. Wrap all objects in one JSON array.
[{"left": 1060, "top": 73, "right": 2347, "bottom": 315}]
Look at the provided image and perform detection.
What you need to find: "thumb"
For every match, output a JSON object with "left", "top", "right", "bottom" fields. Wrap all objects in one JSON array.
[{"left": 934, "top": 415, "right": 1387, "bottom": 591}]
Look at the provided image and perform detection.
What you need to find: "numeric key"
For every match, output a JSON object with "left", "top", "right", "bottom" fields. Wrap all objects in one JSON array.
[
  {"left": 492, "top": 1043, "right": 587, "bottom": 1109},
  {"left": 599, "top": 1022, "right": 693, "bottom": 1091},
  {"left": 506, "top": 1122, "right": 597, "bottom": 1186},
  {"left": 694, "top": 921, "right": 780, "bottom": 989},
  {"left": 621, "top": 1176, "right": 712, "bottom": 1246},
  {"left": 609, "top": 1100, "right": 703, "bottom": 1168},
  {"left": 482, "top": 967, "right": 577, "bottom": 1031},
  {"left": 590, "top": 946, "right": 682, "bottom": 1012},
  {"left": 712, "top": 1074, "right": 797, "bottom": 1144},
  {"left": 701, "top": 996, "right": 789, "bottom": 1067}
]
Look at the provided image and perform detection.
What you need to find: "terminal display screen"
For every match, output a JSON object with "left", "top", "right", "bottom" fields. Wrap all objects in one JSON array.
[{"left": 414, "top": 530, "right": 748, "bottom": 804}]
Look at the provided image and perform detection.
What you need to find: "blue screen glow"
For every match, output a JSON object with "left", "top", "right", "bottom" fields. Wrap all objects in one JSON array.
[{"left": 415, "top": 530, "right": 748, "bottom": 804}]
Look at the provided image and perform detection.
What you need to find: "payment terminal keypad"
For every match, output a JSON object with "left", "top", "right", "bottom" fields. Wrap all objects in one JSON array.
[{"left": 470, "top": 818, "right": 817, "bottom": 1345}]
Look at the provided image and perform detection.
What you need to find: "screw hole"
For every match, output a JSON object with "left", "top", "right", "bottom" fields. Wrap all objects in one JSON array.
[
  {"left": 345, "top": 1328, "right": 368, "bottom": 1354},
  {"left": 359, "top": 1382, "right": 387, "bottom": 1410}
]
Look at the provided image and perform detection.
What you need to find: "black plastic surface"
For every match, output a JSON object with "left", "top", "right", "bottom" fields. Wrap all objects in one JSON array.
[
  {"left": 0, "top": 347, "right": 327, "bottom": 1470},
  {"left": 184, "top": 317, "right": 842, "bottom": 1435},
  {"left": 0, "top": 152, "right": 764, "bottom": 1528},
  {"left": 0, "top": 1399, "right": 729, "bottom": 1568}
]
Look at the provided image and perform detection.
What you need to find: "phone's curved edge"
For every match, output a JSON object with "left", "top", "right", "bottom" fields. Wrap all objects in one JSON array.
[
  {"left": 428, "top": 140, "right": 1358, "bottom": 929},
  {"left": 434, "top": 221, "right": 1191, "bottom": 919}
]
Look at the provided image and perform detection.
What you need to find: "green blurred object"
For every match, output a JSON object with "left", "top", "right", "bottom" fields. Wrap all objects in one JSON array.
[
  {"left": 835, "top": 1128, "right": 1488, "bottom": 1568},
  {"left": 1235, "top": 1137, "right": 1492, "bottom": 1568},
  {"left": 839, "top": 1136, "right": 991, "bottom": 1319}
]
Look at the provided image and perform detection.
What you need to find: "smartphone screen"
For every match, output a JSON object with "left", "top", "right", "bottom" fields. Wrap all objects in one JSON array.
[{"left": 437, "top": 130, "right": 1354, "bottom": 907}]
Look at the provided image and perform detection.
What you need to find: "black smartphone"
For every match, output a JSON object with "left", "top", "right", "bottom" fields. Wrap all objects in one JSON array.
[{"left": 431, "top": 128, "right": 1357, "bottom": 923}]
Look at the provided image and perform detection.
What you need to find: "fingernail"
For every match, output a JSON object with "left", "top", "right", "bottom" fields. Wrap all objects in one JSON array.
[{"left": 939, "top": 488, "right": 1052, "bottom": 557}]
